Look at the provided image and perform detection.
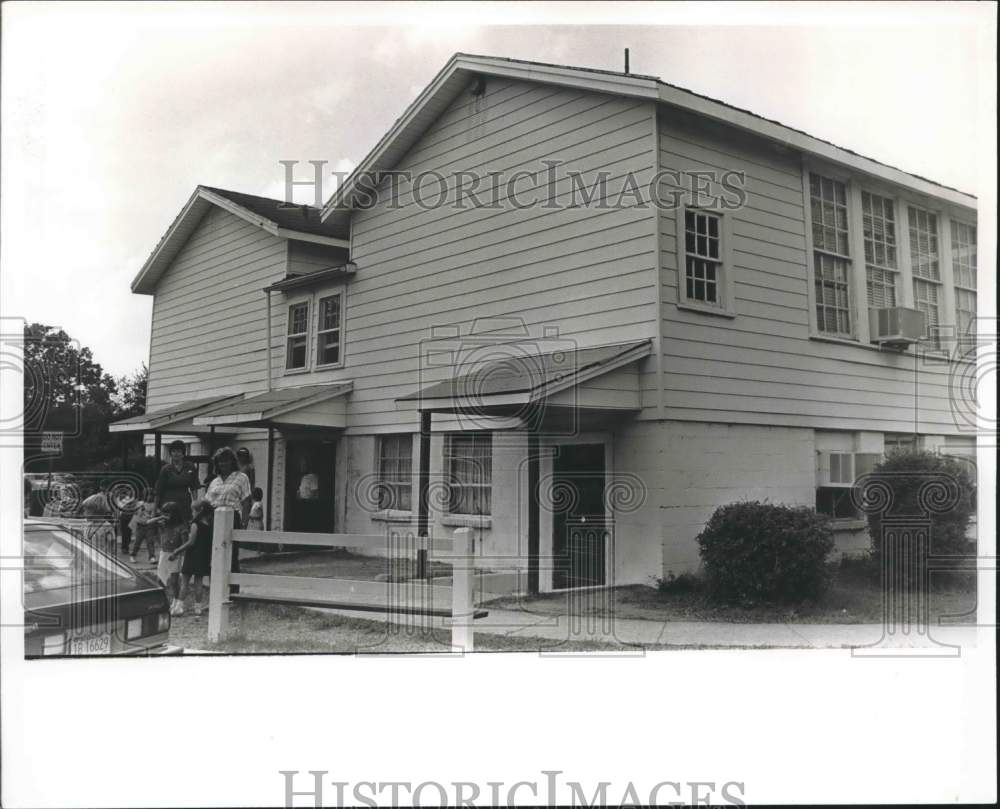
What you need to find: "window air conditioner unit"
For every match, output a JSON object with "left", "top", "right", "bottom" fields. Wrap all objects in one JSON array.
[{"left": 869, "top": 306, "right": 925, "bottom": 347}]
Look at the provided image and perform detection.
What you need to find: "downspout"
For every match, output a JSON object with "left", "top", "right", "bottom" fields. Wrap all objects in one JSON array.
[{"left": 265, "top": 289, "right": 273, "bottom": 392}]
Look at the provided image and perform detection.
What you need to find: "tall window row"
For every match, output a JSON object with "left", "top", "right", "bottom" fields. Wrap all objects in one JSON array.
[{"left": 807, "top": 170, "right": 976, "bottom": 346}]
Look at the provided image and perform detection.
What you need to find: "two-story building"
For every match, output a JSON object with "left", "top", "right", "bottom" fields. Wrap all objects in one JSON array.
[{"left": 111, "top": 54, "right": 980, "bottom": 592}]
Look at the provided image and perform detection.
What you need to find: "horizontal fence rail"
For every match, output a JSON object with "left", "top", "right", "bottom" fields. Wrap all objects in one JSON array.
[{"left": 207, "top": 508, "right": 479, "bottom": 651}]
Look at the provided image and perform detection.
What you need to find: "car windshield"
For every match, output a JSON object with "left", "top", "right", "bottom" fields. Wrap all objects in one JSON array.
[{"left": 23, "top": 527, "right": 135, "bottom": 594}]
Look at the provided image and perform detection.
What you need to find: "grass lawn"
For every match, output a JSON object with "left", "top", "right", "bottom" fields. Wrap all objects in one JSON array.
[
  {"left": 167, "top": 601, "right": 631, "bottom": 654},
  {"left": 485, "top": 572, "right": 979, "bottom": 625}
]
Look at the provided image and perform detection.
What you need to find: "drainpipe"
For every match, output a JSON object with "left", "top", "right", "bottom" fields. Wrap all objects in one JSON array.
[{"left": 265, "top": 289, "right": 273, "bottom": 392}]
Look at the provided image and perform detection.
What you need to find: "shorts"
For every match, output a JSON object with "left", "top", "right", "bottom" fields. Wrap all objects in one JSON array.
[{"left": 157, "top": 551, "right": 182, "bottom": 585}]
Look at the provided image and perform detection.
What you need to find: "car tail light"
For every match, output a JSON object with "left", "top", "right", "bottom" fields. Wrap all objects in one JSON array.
[
  {"left": 126, "top": 618, "right": 143, "bottom": 639},
  {"left": 42, "top": 633, "right": 66, "bottom": 655},
  {"left": 157, "top": 612, "right": 170, "bottom": 633}
]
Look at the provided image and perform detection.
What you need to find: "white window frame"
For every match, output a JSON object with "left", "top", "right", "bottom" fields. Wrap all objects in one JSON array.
[
  {"left": 376, "top": 433, "right": 413, "bottom": 513},
  {"left": 949, "top": 218, "right": 977, "bottom": 338},
  {"left": 860, "top": 189, "right": 901, "bottom": 309},
  {"left": 675, "top": 206, "right": 736, "bottom": 316},
  {"left": 445, "top": 432, "right": 492, "bottom": 516},
  {"left": 803, "top": 164, "right": 862, "bottom": 341},
  {"left": 284, "top": 298, "right": 311, "bottom": 374},
  {"left": 281, "top": 284, "right": 347, "bottom": 375},
  {"left": 315, "top": 291, "right": 345, "bottom": 370},
  {"left": 906, "top": 202, "right": 945, "bottom": 345}
]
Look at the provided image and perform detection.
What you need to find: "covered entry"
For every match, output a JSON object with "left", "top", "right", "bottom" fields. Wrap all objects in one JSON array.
[
  {"left": 193, "top": 382, "right": 353, "bottom": 532},
  {"left": 397, "top": 338, "right": 651, "bottom": 592}
]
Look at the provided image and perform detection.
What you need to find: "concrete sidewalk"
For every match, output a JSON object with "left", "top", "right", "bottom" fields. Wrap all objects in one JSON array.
[{"left": 315, "top": 603, "right": 983, "bottom": 651}]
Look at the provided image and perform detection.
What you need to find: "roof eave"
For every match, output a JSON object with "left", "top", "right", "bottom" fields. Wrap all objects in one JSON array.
[{"left": 320, "top": 53, "right": 975, "bottom": 223}]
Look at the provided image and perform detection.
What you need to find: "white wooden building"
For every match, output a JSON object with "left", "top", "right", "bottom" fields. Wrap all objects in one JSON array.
[{"left": 112, "top": 54, "right": 980, "bottom": 591}]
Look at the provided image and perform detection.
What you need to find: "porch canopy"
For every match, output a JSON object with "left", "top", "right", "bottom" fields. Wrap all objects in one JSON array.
[
  {"left": 192, "top": 382, "right": 353, "bottom": 430},
  {"left": 108, "top": 394, "right": 243, "bottom": 434},
  {"left": 396, "top": 339, "right": 652, "bottom": 431}
]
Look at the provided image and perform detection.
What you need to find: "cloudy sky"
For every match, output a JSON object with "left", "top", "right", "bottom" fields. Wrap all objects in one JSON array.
[{"left": 1, "top": 2, "right": 994, "bottom": 377}]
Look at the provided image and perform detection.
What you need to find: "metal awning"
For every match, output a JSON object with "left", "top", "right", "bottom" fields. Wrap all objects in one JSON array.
[
  {"left": 108, "top": 394, "right": 243, "bottom": 433},
  {"left": 396, "top": 339, "right": 653, "bottom": 414},
  {"left": 192, "top": 382, "right": 353, "bottom": 429}
]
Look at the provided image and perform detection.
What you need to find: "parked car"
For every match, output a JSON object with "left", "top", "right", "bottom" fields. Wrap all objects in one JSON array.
[{"left": 22, "top": 519, "right": 182, "bottom": 657}]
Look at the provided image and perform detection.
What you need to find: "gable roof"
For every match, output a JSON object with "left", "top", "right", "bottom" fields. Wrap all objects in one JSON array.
[
  {"left": 130, "top": 186, "right": 350, "bottom": 295},
  {"left": 320, "top": 52, "right": 976, "bottom": 231}
]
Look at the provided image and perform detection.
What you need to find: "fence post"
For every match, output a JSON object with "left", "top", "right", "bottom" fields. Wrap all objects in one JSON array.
[
  {"left": 207, "top": 506, "right": 234, "bottom": 643},
  {"left": 451, "top": 527, "right": 475, "bottom": 652}
]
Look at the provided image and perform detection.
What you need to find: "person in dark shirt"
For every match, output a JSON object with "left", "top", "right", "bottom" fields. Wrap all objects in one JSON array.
[{"left": 155, "top": 440, "right": 198, "bottom": 522}]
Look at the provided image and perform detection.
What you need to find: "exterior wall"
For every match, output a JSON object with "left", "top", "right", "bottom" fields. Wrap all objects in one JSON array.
[
  {"left": 334, "top": 430, "right": 528, "bottom": 565},
  {"left": 146, "top": 205, "right": 286, "bottom": 410},
  {"left": 657, "top": 107, "right": 972, "bottom": 435},
  {"left": 615, "top": 420, "right": 817, "bottom": 578},
  {"left": 269, "top": 76, "right": 661, "bottom": 431},
  {"left": 287, "top": 239, "right": 348, "bottom": 276}
]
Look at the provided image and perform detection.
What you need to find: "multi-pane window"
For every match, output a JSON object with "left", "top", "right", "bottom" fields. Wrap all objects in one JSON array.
[
  {"left": 286, "top": 302, "right": 309, "bottom": 370},
  {"left": 955, "top": 289, "right": 977, "bottom": 337},
  {"left": 908, "top": 206, "right": 940, "bottom": 280},
  {"left": 951, "top": 220, "right": 977, "bottom": 336},
  {"left": 814, "top": 254, "right": 852, "bottom": 336},
  {"left": 446, "top": 433, "right": 492, "bottom": 515},
  {"left": 683, "top": 210, "right": 722, "bottom": 306},
  {"left": 861, "top": 191, "right": 898, "bottom": 307},
  {"left": 316, "top": 294, "right": 342, "bottom": 366},
  {"left": 809, "top": 173, "right": 852, "bottom": 336},
  {"left": 377, "top": 434, "right": 412, "bottom": 511},
  {"left": 908, "top": 206, "right": 941, "bottom": 343},
  {"left": 913, "top": 278, "right": 940, "bottom": 341}
]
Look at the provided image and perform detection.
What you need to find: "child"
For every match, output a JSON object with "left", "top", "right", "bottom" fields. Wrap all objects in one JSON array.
[
  {"left": 130, "top": 492, "right": 159, "bottom": 564},
  {"left": 247, "top": 487, "right": 264, "bottom": 531},
  {"left": 175, "top": 499, "right": 214, "bottom": 619},
  {"left": 156, "top": 502, "right": 187, "bottom": 616}
]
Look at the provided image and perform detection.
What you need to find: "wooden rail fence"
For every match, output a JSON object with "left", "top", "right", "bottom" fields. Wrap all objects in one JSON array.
[{"left": 206, "top": 508, "right": 484, "bottom": 651}]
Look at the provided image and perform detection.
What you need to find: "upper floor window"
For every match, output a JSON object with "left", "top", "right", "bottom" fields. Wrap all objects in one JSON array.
[
  {"left": 377, "top": 434, "right": 412, "bottom": 511},
  {"left": 286, "top": 302, "right": 309, "bottom": 370},
  {"left": 446, "top": 433, "right": 492, "bottom": 515},
  {"left": 951, "top": 220, "right": 977, "bottom": 335},
  {"left": 908, "top": 205, "right": 941, "bottom": 342},
  {"left": 316, "top": 294, "right": 343, "bottom": 367},
  {"left": 809, "top": 173, "right": 852, "bottom": 337},
  {"left": 683, "top": 210, "right": 723, "bottom": 307},
  {"left": 861, "top": 191, "right": 899, "bottom": 308}
]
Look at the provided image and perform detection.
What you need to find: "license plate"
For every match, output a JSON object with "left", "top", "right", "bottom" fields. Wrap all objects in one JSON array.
[{"left": 70, "top": 632, "right": 112, "bottom": 655}]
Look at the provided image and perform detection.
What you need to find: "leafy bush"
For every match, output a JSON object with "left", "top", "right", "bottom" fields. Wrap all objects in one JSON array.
[
  {"left": 864, "top": 449, "right": 976, "bottom": 587},
  {"left": 656, "top": 571, "right": 704, "bottom": 595},
  {"left": 697, "top": 501, "right": 835, "bottom": 604}
]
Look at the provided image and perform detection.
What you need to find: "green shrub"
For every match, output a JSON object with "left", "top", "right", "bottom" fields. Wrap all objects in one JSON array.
[
  {"left": 697, "top": 501, "right": 835, "bottom": 604},
  {"left": 864, "top": 449, "right": 976, "bottom": 586},
  {"left": 656, "top": 572, "right": 703, "bottom": 595}
]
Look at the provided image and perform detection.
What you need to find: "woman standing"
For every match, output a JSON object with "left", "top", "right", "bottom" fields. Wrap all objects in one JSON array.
[
  {"left": 204, "top": 447, "right": 252, "bottom": 527},
  {"left": 205, "top": 447, "right": 252, "bottom": 584},
  {"left": 155, "top": 440, "right": 199, "bottom": 523}
]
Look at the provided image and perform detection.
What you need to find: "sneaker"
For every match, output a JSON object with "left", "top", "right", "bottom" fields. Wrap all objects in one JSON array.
[
  {"left": 148, "top": 557, "right": 156, "bottom": 564},
  {"left": 130, "top": 556, "right": 137, "bottom": 563},
  {"left": 169, "top": 599, "right": 181, "bottom": 616},
  {"left": 193, "top": 603, "right": 203, "bottom": 617}
]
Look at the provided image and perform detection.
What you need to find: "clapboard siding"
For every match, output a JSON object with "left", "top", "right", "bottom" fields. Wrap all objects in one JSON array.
[
  {"left": 287, "top": 240, "right": 347, "bottom": 275},
  {"left": 657, "top": 109, "right": 961, "bottom": 433},
  {"left": 268, "top": 78, "right": 660, "bottom": 431},
  {"left": 146, "top": 205, "right": 286, "bottom": 410}
]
